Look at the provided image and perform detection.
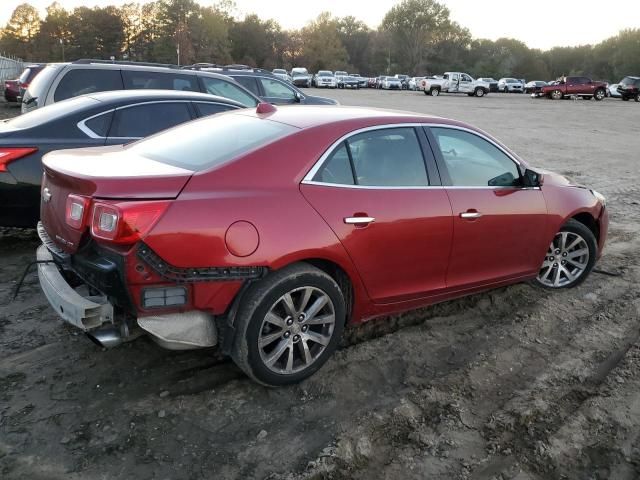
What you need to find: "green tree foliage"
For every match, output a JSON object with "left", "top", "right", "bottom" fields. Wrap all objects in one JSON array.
[
  {"left": 0, "top": 1, "right": 637, "bottom": 82},
  {"left": 300, "top": 13, "right": 349, "bottom": 72},
  {"left": 0, "top": 3, "right": 41, "bottom": 59}
]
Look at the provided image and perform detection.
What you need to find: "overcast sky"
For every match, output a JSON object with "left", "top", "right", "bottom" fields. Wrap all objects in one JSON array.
[{"left": 2, "top": 0, "right": 638, "bottom": 50}]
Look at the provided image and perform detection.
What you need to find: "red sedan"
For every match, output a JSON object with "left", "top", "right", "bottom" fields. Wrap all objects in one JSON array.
[{"left": 37, "top": 104, "right": 608, "bottom": 386}]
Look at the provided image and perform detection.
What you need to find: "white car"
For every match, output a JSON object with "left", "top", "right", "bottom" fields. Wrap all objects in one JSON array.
[
  {"left": 408, "top": 77, "right": 425, "bottom": 90},
  {"left": 382, "top": 76, "right": 402, "bottom": 90},
  {"left": 314, "top": 70, "right": 337, "bottom": 88},
  {"left": 608, "top": 83, "right": 621, "bottom": 98},
  {"left": 272, "top": 68, "right": 292, "bottom": 83},
  {"left": 498, "top": 78, "right": 524, "bottom": 93}
]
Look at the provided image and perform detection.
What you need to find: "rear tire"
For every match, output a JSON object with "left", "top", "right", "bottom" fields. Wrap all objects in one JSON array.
[
  {"left": 430, "top": 88, "right": 440, "bottom": 97},
  {"left": 622, "top": 96, "right": 629, "bottom": 101},
  {"left": 534, "top": 219, "right": 597, "bottom": 289},
  {"left": 635, "top": 93, "right": 640, "bottom": 102},
  {"left": 231, "top": 263, "right": 346, "bottom": 386},
  {"left": 551, "top": 89, "right": 563, "bottom": 100}
]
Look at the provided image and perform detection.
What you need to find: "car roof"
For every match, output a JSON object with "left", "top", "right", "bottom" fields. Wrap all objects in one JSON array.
[
  {"left": 232, "top": 105, "right": 457, "bottom": 130},
  {"left": 83, "top": 89, "right": 245, "bottom": 107}
]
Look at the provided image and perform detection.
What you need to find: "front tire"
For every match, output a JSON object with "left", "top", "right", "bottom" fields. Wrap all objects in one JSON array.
[
  {"left": 594, "top": 88, "right": 606, "bottom": 101},
  {"left": 535, "top": 219, "right": 597, "bottom": 289},
  {"left": 231, "top": 263, "right": 346, "bottom": 386},
  {"left": 551, "top": 89, "right": 563, "bottom": 100},
  {"left": 475, "top": 88, "right": 485, "bottom": 97},
  {"left": 635, "top": 93, "right": 640, "bottom": 102}
]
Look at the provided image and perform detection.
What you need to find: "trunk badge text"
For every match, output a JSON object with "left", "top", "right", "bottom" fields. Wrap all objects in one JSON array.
[{"left": 42, "top": 187, "right": 52, "bottom": 203}]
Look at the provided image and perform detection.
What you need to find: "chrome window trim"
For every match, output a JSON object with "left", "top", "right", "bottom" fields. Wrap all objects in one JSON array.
[
  {"left": 301, "top": 180, "right": 539, "bottom": 191},
  {"left": 301, "top": 122, "right": 523, "bottom": 187}
]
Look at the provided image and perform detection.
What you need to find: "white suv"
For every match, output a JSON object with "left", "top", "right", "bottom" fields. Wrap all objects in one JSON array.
[{"left": 498, "top": 78, "right": 524, "bottom": 93}]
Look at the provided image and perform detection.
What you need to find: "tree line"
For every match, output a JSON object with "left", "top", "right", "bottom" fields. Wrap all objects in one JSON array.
[{"left": 1, "top": 0, "right": 638, "bottom": 81}]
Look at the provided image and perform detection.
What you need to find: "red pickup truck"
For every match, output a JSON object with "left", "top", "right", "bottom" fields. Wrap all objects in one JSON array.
[{"left": 542, "top": 76, "right": 607, "bottom": 101}]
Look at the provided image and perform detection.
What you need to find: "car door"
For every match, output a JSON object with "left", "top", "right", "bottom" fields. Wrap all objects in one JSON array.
[
  {"left": 301, "top": 126, "right": 453, "bottom": 304},
  {"left": 448, "top": 73, "right": 460, "bottom": 92},
  {"left": 459, "top": 74, "right": 473, "bottom": 93},
  {"left": 426, "top": 126, "right": 548, "bottom": 289},
  {"left": 104, "top": 101, "right": 194, "bottom": 145}
]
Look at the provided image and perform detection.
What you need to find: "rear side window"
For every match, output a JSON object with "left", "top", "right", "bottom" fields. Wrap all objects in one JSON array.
[
  {"left": 83, "top": 111, "right": 113, "bottom": 137},
  {"left": 23, "top": 65, "right": 62, "bottom": 102},
  {"left": 109, "top": 102, "right": 192, "bottom": 138},
  {"left": 193, "top": 102, "right": 238, "bottom": 117},
  {"left": 200, "top": 76, "right": 258, "bottom": 107},
  {"left": 54, "top": 69, "right": 123, "bottom": 102},
  {"left": 313, "top": 127, "right": 428, "bottom": 187},
  {"left": 128, "top": 114, "right": 296, "bottom": 171},
  {"left": 19, "top": 68, "right": 33, "bottom": 83},
  {"left": 122, "top": 71, "right": 198, "bottom": 92}
]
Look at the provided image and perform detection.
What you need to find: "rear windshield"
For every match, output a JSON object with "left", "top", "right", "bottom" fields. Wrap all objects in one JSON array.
[
  {"left": 1, "top": 96, "right": 98, "bottom": 130},
  {"left": 24, "top": 64, "right": 61, "bottom": 102},
  {"left": 127, "top": 113, "right": 297, "bottom": 172}
]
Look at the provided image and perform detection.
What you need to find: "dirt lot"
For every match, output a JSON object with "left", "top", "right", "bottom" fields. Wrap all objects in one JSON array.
[{"left": 1, "top": 91, "right": 639, "bottom": 480}]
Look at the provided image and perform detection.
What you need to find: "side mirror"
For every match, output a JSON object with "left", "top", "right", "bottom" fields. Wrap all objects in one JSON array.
[
  {"left": 523, "top": 168, "right": 543, "bottom": 187},
  {"left": 294, "top": 91, "right": 302, "bottom": 103}
]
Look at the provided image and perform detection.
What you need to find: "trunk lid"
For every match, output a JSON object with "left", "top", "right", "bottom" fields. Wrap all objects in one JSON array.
[{"left": 41, "top": 145, "right": 193, "bottom": 253}]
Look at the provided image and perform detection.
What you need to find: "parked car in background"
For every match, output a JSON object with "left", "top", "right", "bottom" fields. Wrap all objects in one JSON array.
[
  {"left": 382, "top": 76, "right": 402, "bottom": 90},
  {"left": 291, "top": 67, "right": 312, "bottom": 88},
  {"left": 354, "top": 75, "right": 368, "bottom": 88},
  {"left": 367, "top": 77, "right": 377, "bottom": 88},
  {"left": 0, "top": 90, "right": 244, "bottom": 228},
  {"left": 313, "top": 70, "right": 337, "bottom": 88},
  {"left": 420, "top": 72, "right": 490, "bottom": 97},
  {"left": 272, "top": 69, "right": 291, "bottom": 83},
  {"left": 608, "top": 83, "right": 621, "bottom": 98},
  {"left": 21, "top": 60, "right": 261, "bottom": 113},
  {"left": 395, "top": 74, "right": 410, "bottom": 90},
  {"left": 4, "top": 79, "right": 20, "bottom": 103},
  {"left": 477, "top": 77, "right": 499, "bottom": 92},
  {"left": 339, "top": 75, "right": 360, "bottom": 89},
  {"left": 4, "top": 64, "right": 44, "bottom": 104},
  {"left": 408, "top": 77, "right": 425, "bottom": 91},
  {"left": 525, "top": 80, "right": 548, "bottom": 96},
  {"left": 498, "top": 78, "right": 524, "bottom": 93},
  {"left": 375, "top": 76, "right": 386, "bottom": 89},
  {"left": 542, "top": 76, "right": 607, "bottom": 100},
  {"left": 617, "top": 76, "right": 640, "bottom": 101},
  {"left": 194, "top": 66, "right": 338, "bottom": 106},
  {"left": 334, "top": 70, "right": 348, "bottom": 85},
  {"left": 36, "top": 104, "right": 608, "bottom": 386}
]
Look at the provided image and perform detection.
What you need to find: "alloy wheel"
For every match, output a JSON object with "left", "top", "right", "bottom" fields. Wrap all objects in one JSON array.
[
  {"left": 258, "top": 286, "right": 336, "bottom": 375},
  {"left": 537, "top": 231, "right": 590, "bottom": 287},
  {"left": 552, "top": 90, "right": 563, "bottom": 100}
]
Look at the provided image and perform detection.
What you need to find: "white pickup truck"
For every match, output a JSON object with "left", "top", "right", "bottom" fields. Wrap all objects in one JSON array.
[{"left": 419, "top": 72, "right": 491, "bottom": 97}]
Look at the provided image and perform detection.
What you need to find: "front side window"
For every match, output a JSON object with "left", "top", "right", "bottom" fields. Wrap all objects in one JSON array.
[
  {"left": 461, "top": 74, "right": 472, "bottom": 82},
  {"left": 259, "top": 78, "right": 295, "bottom": 100},
  {"left": 200, "top": 76, "right": 258, "bottom": 107},
  {"left": 313, "top": 127, "right": 428, "bottom": 187},
  {"left": 109, "top": 102, "right": 192, "bottom": 138},
  {"left": 430, "top": 127, "right": 520, "bottom": 187},
  {"left": 54, "top": 69, "right": 123, "bottom": 102}
]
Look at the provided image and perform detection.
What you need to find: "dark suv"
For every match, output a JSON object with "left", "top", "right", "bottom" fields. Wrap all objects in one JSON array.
[
  {"left": 21, "top": 59, "right": 261, "bottom": 113},
  {"left": 617, "top": 76, "right": 640, "bottom": 102},
  {"left": 183, "top": 65, "right": 338, "bottom": 105}
]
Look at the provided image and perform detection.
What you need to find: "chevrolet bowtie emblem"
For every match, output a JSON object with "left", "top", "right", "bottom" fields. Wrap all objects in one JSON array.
[{"left": 42, "top": 187, "right": 52, "bottom": 203}]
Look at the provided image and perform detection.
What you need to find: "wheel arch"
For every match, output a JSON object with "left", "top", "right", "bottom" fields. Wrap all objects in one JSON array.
[{"left": 570, "top": 211, "right": 600, "bottom": 243}]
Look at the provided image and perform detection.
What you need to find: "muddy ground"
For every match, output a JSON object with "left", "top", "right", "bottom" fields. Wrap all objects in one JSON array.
[{"left": 1, "top": 91, "right": 639, "bottom": 480}]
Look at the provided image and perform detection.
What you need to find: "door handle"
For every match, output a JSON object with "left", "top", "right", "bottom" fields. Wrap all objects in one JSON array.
[
  {"left": 344, "top": 216, "right": 375, "bottom": 225},
  {"left": 460, "top": 211, "right": 482, "bottom": 219}
]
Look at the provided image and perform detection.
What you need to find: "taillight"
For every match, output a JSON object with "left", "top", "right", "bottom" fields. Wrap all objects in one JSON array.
[
  {"left": 0, "top": 147, "right": 38, "bottom": 172},
  {"left": 65, "top": 194, "right": 90, "bottom": 229},
  {"left": 91, "top": 200, "right": 170, "bottom": 245}
]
